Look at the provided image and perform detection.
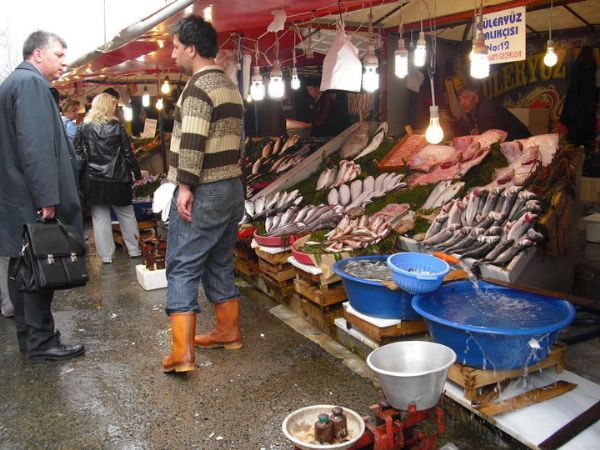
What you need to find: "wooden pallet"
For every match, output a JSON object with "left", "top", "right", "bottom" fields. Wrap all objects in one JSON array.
[
  {"left": 343, "top": 307, "right": 427, "bottom": 345},
  {"left": 448, "top": 342, "right": 567, "bottom": 403},
  {"left": 293, "top": 276, "right": 346, "bottom": 307},
  {"left": 290, "top": 293, "right": 343, "bottom": 336}
]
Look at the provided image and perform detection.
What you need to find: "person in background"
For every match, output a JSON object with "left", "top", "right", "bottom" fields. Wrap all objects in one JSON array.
[
  {"left": 306, "top": 78, "right": 350, "bottom": 137},
  {"left": 74, "top": 93, "right": 142, "bottom": 264},
  {"left": 162, "top": 15, "right": 245, "bottom": 374},
  {"left": 0, "top": 30, "right": 85, "bottom": 362},
  {"left": 455, "top": 83, "right": 531, "bottom": 140},
  {"left": 60, "top": 98, "right": 81, "bottom": 142}
]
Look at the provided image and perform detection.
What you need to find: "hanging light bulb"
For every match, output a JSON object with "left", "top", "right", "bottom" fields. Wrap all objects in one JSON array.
[
  {"left": 425, "top": 105, "right": 444, "bottom": 144},
  {"left": 268, "top": 60, "right": 285, "bottom": 99},
  {"left": 142, "top": 85, "right": 150, "bottom": 107},
  {"left": 290, "top": 67, "right": 300, "bottom": 90},
  {"left": 362, "top": 44, "right": 379, "bottom": 93},
  {"left": 156, "top": 97, "right": 164, "bottom": 110},
  {"left": 394, "top": 38, "right": 409, "bottom": 79},
  {"left": 544, "top": 40, "right": 558, "bottom": 67},
  {"left": 544, "top": 0, "right": 557, "bottom": 67},
  {"left": 250, "top": 66, "right": 265, "bottom": 101},
  {"left": 470, "top": 32, "right": 489, "bottom": 79},
  {"left": 123, "top": 105, "right": 133, "bottom": 122},
  {"left": 161, "top": 76, "right": 171, "bottom": 94},
  {"left": 414, "top": 31, "right": 427, "bottom": 67}
]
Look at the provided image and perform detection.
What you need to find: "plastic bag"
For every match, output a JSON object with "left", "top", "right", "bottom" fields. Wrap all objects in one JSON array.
[{"left": 320, "top": 29, "right": 362, "bottom": 92}]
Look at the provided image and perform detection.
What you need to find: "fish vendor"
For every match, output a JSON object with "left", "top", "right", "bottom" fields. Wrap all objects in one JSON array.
[
  {"left": 306, "top": 78, "right": 351, "bottom": 137},
  {"left": 455, "top": 83, "right": 531, "bottom": 141}
]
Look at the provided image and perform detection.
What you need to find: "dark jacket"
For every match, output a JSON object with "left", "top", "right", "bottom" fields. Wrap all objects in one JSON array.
[
  {"left": 310, "top": 91, "right": 351, "bottom": 137},
  {"left": 0, "top": 62, "right": 82, "bottom": 257},
  {"left": 74, "top": 120, "right": 141, "bottom": 184},
  {"left": 457, "top": 97, "right": 532, "bottom": 141},
  {"left": 560, "top": 46, "right": 597, "bottom": 147}
]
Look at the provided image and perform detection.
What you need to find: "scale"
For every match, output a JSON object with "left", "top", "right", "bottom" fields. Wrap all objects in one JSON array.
[{"left": 287, "top": 400, "right": 446, "bottom": 450}]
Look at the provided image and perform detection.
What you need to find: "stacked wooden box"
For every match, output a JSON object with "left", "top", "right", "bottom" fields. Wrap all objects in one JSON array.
[
  {"left": 233, "top": 239, "right": 259, "bottom": 282},
  {"left": 342, "top": 305, "right": 428, "bottom": 346},
  {"left": 289, "top": 267, "right": 347, "bottom": 336},
  {"left": 255, "top": 247, "right": 295, "bottom": 302}
]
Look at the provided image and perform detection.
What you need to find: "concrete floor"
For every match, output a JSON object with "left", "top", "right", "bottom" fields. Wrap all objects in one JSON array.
[{"left": 0, "top": 246, "right": 526, "bottom": 449}]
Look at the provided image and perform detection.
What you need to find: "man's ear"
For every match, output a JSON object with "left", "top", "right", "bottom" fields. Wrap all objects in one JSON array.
[
  {"left": 187, "top": 45, "right": 196, "bottom": 59},
  {"left": 33, "top": 48, "right": 43, "bottom": 63}
]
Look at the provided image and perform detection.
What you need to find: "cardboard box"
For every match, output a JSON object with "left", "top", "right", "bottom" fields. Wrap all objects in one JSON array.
[{"left": 508, "top": 108, "right": 550, "bottom": 135}]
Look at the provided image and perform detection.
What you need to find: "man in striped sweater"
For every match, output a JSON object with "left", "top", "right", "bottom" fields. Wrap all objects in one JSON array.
[{"left": 162, "top": 15, "right": 245, "bottom": 374}]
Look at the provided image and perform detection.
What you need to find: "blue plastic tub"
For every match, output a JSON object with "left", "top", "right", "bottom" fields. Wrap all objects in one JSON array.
[
  {"left": 412, "top": 281, "right": 576, "bottom": 370},
  {"left": 332, "top": 255, "right": 419, "bottom": 320},
  {"left": 387, "top": 252, "right": 450, "bottom": 295}
]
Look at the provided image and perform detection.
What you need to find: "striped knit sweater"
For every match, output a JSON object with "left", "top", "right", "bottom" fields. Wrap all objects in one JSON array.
[{"left": 167, "top": 66, "right": 243, "bottom": 186}]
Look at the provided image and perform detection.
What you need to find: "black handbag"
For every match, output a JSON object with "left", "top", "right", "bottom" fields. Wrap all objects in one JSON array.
[{"left": 12, "top": 218, "right": 89, "bottom": 293}]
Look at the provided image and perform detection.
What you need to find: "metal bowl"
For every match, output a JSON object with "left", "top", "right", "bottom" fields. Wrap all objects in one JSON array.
[
  {"left": 367, "top": 341, "right": 456, "bottom": 411},
  {"left": 281, "top": 404, "right": 365, "bottom": 450}
]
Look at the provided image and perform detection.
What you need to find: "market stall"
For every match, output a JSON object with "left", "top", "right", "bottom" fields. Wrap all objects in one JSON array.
[{"left": 50, "top": 0, "right": 600, "bottom": 447}]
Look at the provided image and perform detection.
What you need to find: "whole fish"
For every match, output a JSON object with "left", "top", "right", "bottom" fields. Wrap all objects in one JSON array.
[{"left": 353, "top": 122, "right": 388, "bottom": 160}]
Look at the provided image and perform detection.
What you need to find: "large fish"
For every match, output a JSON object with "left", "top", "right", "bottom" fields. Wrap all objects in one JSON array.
[{"left": 353, "top": 122, "right": 388, "bottom": 160}]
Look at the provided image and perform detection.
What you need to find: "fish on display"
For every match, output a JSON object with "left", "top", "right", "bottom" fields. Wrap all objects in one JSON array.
[
  {"left": 420, "top": 185, "right": 543, "bottom": 267},
  {"left": 327, "top": 172, "right": 406, "bottom": 212},
  {"left": 343, "top": 259, "right": 392, "bottom": 282},
  {"left": 264, "top": 204, "right": 342, "bottom": 237},
  {"left": 340, "top": 122, "right": 370, "bottom": 159},
  {"left": 324, "top": 214, "right": 392, "bottom": 252},
  {"left": 353, "top": 122, "right": 388, "bottom": 160},
  {"left": 315, "top": 160, "right": 362, "bottom": 191},
  {"left": 241, "top": 190, "right": 302, "bottom": 223},
  {"left": 422, "top": 180, "right": 465, "bottom": 210}
]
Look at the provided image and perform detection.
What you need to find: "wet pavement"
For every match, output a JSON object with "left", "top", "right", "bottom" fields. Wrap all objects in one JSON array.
[{"left": 0, "top": 248, "right": 523, "bottom": 449}]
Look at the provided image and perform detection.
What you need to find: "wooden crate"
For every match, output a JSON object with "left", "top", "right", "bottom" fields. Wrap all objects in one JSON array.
[
  {"left": 234, "top": 257, "right": 259, "bottom": 277},
  {"left": 291, "top": 293, "right": 343, "bottom": 336},
  {"left": 234, "top": 239, "right": 257, "bottom": 262},
  {"left": 258, "top": 273, "right": 295, "bottom": 303},
  {"left": 254, "top": 247, "right": 291, "bottom": 265},
  {"left": 293, "top": 276, "right": 346, "bottom": 307},
  {"left": 448, "top": 342, "right": 567, "bottom": 403},
  {"left": 294, "top": 266, "right": 341, "bottom": 286},
  {"left": 258, "top": 257, "right": 296, "bottom": 283},
  {"left": 343, "top": 307, "right": 427, "bottom": 345}
]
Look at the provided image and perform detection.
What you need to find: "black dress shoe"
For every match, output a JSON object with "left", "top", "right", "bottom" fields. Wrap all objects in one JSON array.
[{"left": 28, "top": 343, "right": 86, "bottom": 363}]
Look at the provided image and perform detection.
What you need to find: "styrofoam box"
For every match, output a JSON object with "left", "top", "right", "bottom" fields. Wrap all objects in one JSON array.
[{"left": 135, "top": 264, "right": 167, "bottom": 290}]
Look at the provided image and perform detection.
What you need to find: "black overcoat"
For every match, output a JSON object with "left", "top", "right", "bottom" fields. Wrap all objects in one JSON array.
[{"left": 0, "top": 61, "right": 82, "bottom": 257}]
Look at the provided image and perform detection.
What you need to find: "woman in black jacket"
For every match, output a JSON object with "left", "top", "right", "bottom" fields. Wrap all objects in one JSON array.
[{"left": 74, "top": 93, "right": 142, "bottom": 264}]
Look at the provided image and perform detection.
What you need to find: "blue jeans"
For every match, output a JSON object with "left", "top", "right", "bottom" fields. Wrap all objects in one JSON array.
[{"left": 166, "top": 178, "right": 244, "bottom": 314}]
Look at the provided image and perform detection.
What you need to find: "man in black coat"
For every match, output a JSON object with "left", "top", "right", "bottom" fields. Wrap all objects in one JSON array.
[
  {"left": 0, "top": 31, "right": 85, "bottom": 362},
  {"left": 455, "top": 83, "right": 531, "bottom": 141}
]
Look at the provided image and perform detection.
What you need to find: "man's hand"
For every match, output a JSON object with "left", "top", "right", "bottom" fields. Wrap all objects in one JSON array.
[
  {"left": 40, "top": 206, "right": 56, "bottom": 219},
  {"left": 176, "top": 184, "right": 193, "bottom": 222}
]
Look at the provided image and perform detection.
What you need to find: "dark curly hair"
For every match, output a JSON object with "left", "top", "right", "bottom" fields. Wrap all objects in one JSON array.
[{"left": 171, "top": 15, "right": 218, "bottom": 59}]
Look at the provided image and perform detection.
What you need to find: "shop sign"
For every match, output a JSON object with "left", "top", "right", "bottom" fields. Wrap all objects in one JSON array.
[{"left": 482, "top": 6, "right": 526, "bottom": 64}]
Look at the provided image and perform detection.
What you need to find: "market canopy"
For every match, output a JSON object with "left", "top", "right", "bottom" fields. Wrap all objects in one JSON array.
[{"left": 60, "top": 0, "right": 599, "bottom": 84}]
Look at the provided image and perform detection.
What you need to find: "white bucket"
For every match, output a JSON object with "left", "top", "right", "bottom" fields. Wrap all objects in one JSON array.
[{"left": 584, "top": 213, "right": 600, "bottom": 243}]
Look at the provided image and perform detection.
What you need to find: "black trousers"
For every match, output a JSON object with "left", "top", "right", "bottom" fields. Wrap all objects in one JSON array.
[{"left": 8, "top": 258, "right": 59, "bottom": 353}]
